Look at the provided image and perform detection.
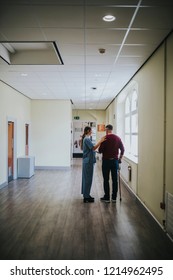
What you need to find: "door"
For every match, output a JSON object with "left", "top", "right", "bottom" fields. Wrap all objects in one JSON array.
[
  {"left": 25, "top": 124, "right": 29, "bottom": 156},
  {"left": 8, "top": 121, "right": 14, "bottom": 182}
]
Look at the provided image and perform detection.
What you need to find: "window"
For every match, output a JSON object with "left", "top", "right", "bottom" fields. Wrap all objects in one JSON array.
[
  {"left": 116, "top": 81, "right": 138, "bottom": 163},
  {"left": 125, "top": 89, "right": 138, "bottom": 159}
]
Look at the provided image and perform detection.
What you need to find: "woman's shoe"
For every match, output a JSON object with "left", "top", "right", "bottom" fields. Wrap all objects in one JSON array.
[{"left": 83, "top": 197, "right": 94, "bottom": 203}]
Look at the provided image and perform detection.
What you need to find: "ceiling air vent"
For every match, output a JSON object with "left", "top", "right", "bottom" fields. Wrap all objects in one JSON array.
[{"left": 0, "top": 41, "right": 63, "bottom": 65}]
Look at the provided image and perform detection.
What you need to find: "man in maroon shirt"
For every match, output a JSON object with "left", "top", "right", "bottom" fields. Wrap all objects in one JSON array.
[{"left": 98, "top": 124, "right": 125, "bottom": 202}]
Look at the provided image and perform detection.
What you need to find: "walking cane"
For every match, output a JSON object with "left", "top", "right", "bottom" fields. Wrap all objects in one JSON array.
[{"left": 118, "top": 161, "right": 122, "bottom": 201}]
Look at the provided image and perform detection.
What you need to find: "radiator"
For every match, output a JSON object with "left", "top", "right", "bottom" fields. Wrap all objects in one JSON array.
[
  {"left": 165, "top": 192, "right": 173, "bottom": 239},
  {"left": 121, "top": 159, "right": 132, "bottom": 183}
]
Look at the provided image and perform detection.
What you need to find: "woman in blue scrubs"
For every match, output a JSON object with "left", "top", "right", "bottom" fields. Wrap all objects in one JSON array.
[{"left": 81, "top": 126, "right": 106, "bottom": 203}]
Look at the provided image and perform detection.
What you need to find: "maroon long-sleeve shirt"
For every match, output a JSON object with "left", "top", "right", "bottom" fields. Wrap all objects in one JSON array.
[{"left": 98, "top": 133, "right": 125, "bottom": 160}]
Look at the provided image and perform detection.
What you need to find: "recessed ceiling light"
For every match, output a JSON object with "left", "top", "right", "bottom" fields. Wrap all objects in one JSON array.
[
  {"left": 103, "top": 15, "right": 116, "bottom": 22},
  {"left": 21, "top": 73, "right": 28, "bottom": 77}
]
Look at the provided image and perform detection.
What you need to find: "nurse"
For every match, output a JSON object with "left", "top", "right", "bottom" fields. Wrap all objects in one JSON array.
[{"left": 81, "top": 126, "right": 106, "bottom": 203}]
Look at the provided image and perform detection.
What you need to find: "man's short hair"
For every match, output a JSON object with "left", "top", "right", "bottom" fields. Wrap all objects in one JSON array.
[{"left": 106, "top": 124, "right": 113, "bottom": 130}]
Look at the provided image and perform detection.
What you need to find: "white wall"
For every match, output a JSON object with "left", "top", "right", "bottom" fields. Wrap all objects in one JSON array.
[
  {"left": 31, "top": 100, "right": 72, "bottom": 168},
  {"left": 0, "top": 82, "right": 74, "bottom": 185},
  {"left": 0, "top": 81, "right": 31, "bottom": 186}
]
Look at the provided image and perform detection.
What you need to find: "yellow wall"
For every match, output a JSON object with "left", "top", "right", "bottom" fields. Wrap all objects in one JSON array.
[
  {"left": 136, "top": 45, "right": 165, "bottom": 223},
  {"left": 166, "top": 34, "right": 173, "bottom": 194},
  {"left": 108, "top": 32, "right": 173, "bottom": 226},
  {"left": 105, "top": 100, "right": 116, "bottom": 131}
]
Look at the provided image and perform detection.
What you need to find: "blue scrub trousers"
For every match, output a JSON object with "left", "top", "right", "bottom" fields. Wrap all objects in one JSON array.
[{"left": 81, "top": 161, "right": 94, "bottom": 198}]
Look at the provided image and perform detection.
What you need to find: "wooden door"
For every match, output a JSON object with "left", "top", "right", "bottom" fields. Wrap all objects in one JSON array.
[
  {"left": 8, "top": 121, "right": 14, "bottom": 182},
  {"left": 25, "top": 124, "right": 29, "bottom": 156}
]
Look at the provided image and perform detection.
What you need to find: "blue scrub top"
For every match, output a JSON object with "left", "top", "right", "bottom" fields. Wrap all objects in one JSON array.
[{"left": 83, "top": 137, "right": 96, "bottom": 164}]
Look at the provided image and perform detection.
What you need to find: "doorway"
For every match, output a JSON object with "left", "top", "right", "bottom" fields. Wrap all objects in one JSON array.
[
  {"left": 8, "top": 121, "right": 14, "bottom": 182},
  {"left": 25, "top": 124, "right": 29, "bottom": 156}
]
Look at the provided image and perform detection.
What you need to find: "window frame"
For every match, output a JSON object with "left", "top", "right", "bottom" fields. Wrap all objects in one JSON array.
[{"left": 124, "top": 88, "right": 138, "bottom": 159}]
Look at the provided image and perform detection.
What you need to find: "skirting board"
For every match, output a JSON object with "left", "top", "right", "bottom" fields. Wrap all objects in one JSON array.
[
  {"left": 0, "top": 181, "right": 8, "bottom": 190},
  {"left": 35, "top": 166, "right": 71, "bottom": 170},
  {"left": 120, "top": 176, "right": 164, "bottom": 231}
]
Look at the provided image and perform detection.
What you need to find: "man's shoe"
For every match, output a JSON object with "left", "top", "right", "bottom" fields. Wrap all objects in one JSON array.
[
  {"left": 112, "top": 195, "right": 117, "bottom": 202},
  {"left": 100, "top": 196, "right": 110, "bottom": 203},
  {"left": 83, "top": 197, "right": 94, "bottom": 203}
]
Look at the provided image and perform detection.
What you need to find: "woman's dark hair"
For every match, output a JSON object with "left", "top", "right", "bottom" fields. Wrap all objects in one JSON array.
[{"left": 80, "top": 126, "right": 91, "bottom": 150}]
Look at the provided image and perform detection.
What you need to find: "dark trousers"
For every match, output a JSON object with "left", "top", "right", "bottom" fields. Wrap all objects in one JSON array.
[{"left": 102, "top": 159, "right": 119, "bottom": 199}]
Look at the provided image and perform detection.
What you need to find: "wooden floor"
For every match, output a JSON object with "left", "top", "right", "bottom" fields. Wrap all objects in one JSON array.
[{"left": 0, "top": 158, "right": 173, "bottom": 260}]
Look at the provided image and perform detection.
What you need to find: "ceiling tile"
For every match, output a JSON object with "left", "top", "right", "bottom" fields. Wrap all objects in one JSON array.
[
  {"left": 132, "top": 6, "right": 173, "bottom": 29},
  {"left": 34, "top": 6, "right": 84, "bottom": 28},
  {"left": 42, "top": 28, "right": 85, "bottom": 44},
  {"left": 0, "top": 28, "right": 45, "bottom": 41},
  {"left": 86, "top": 29, "right": 126, "bottom": 44},
  {"left": 125, "top": 29, "right": 171, "bottom": 45}
]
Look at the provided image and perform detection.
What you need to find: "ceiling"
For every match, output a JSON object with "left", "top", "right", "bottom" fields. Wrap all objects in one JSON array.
[{"left": 0, "top": 0, "right": 173, "bottom": 110}]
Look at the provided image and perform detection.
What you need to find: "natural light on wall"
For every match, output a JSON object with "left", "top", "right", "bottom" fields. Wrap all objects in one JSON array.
[{"left": 116, "top": 81, "right": 138, "bottom": 163}]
